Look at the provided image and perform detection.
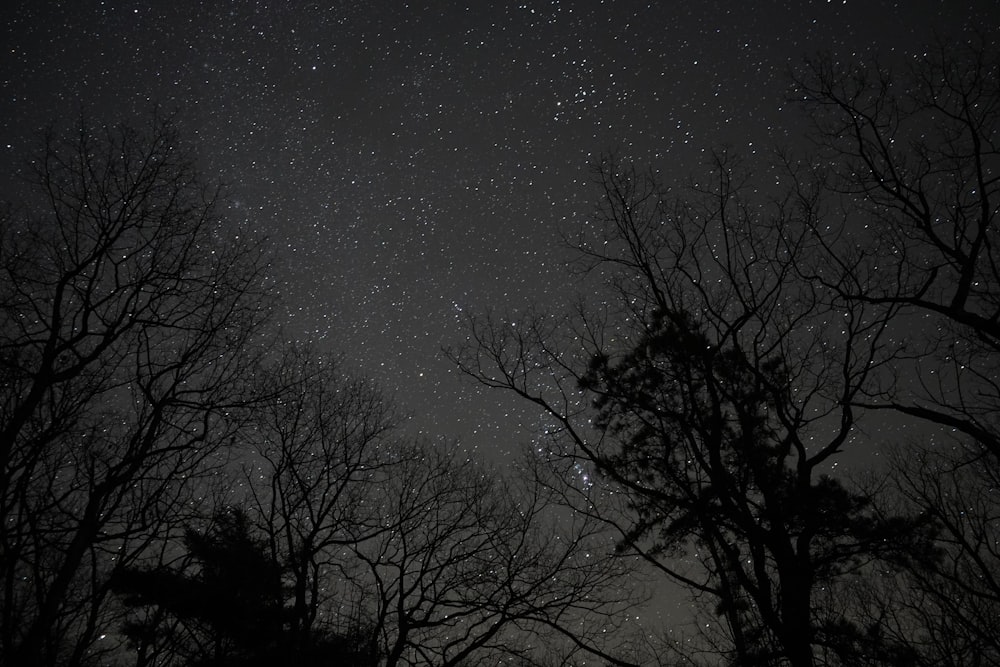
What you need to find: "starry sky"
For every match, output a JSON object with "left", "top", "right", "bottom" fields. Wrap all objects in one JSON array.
[{"left": 2, "top": 0, "right": 996, "bottom": 460}]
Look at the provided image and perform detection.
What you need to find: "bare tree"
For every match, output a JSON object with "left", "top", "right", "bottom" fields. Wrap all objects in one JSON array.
[
  {"left": 793, "top": 33, "right": 1000, "bottom": 456},
  {"left": 241, "top": 345, "right": 399, "bottom": 659},
  {"left": 0, "top": 113, "right": 270, "bottom": 666},
  {"left": 450, "top": 151, "right": 929, "bottom": 666},
  {"left": 342, "top": 440, "right": 639, "bottom": 667},
  {"left": 784, "top": 36, "right": 1000, "bottom": 664},
  {"left": 210, "top": 342, "right": 638, "bottom": 667}
]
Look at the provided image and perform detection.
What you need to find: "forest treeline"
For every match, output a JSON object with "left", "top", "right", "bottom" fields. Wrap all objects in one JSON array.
[{"left": 1, "top": 33, "right": 998, "bottom": 667}]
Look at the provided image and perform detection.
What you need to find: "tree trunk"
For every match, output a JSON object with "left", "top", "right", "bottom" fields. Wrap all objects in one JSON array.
[{"left": 779, "top": 564, "right": 814, "bottom": 667}]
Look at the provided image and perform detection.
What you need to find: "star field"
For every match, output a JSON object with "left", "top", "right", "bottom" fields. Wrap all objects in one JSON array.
[{"left": 1, "top": 0, "right": 994, "bottom": 458}]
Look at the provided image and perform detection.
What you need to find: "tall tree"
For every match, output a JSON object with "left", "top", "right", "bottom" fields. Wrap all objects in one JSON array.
[
  {"left": 452, "top": 32, "right": 1000, "bottom": 666},
  {"left": 0, "top": 113, "right": 270, "bottom": 666},
  {"left": 788, "top": 37, "right": 1000, "bottom": 665},
  {"left": 451, "top": 154, "right": 929, "bottom": 665}
]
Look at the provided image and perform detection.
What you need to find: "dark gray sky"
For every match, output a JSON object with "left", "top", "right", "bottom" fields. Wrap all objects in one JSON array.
[{"left": 2, "top": 0, "right": 993, "bottom": 459}]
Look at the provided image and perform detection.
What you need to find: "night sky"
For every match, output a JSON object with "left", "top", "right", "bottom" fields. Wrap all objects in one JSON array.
[{"left": 2, "top": 0, "right": 995, "bottom": 459}]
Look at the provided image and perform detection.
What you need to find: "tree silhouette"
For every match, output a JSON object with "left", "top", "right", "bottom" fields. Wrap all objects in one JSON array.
[
  {"left": 850, "top": 439, "right": 1000, "bottom": 666},
  {"left": 345, "top": 442, "right": 637, "bottom": 667},
  {"left": 793, "top": 34, "right": 1000, "bottom": 458},
  {"left": 446, "top": 31, "right": 999, "bottom": 666},
  {"left": 239, "top": 346, "right": 640, "bottom": 667},
  {"left": 242, "top": 345, "right": 399, "bottom": 660},
  {"left": 451, "top": 150, "right": 933, "bottom": 666},
  {"left": 0, "top": 113, "right": 270, "bottom": 667},
  {"left": 114, "top": 508, "right": 380, "bottom": 667},
  {"left": 113, "top": 509, "right": 284, "bottom": 666},
  {"left": 791, "top": 34, "right": 1000, "bottom": 665}
]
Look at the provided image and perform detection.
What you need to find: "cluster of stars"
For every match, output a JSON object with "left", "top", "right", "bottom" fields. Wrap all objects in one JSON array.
[{"left": 1, "top": 0, "right": 987, "bottom": 457}]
